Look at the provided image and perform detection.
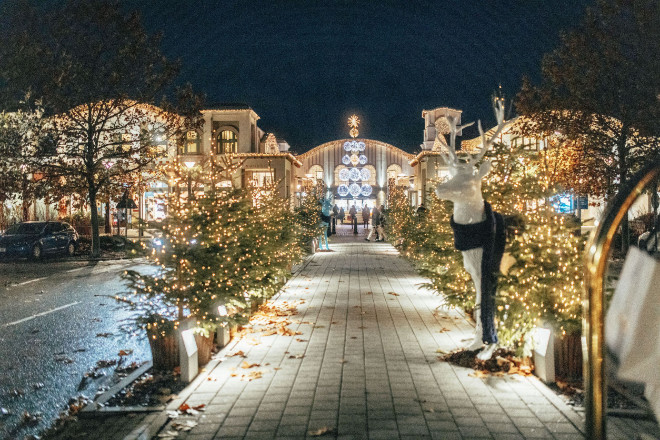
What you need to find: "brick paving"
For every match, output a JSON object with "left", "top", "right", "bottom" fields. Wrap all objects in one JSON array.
[
  {"left": 50, "top": 227, "right": 660, "bottom": 439},
  {"left": 150, "top": 232, "right": 589, "bottom": 440}
]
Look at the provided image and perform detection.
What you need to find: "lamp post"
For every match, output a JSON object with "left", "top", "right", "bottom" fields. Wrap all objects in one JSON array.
[{"left": 184, "top": 161, "right": 196, "bottom": 199}]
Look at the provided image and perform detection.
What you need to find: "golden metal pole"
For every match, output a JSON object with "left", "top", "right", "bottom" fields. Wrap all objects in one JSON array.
[{"left": 583, "top": 158, "right": 660, "bottom": 439}]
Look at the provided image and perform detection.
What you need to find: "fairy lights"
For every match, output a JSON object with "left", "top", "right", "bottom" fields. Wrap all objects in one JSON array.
[
  {"left": 119, "top": 157, "right": 303, "bottom": 337},
  {"left": 387, "top": 138, "right": 585, "bottom": 355}
]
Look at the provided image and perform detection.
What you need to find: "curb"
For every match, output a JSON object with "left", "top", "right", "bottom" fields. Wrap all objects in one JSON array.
[{"left": 124, "top": 338, "right": 242, "bottom": 440}]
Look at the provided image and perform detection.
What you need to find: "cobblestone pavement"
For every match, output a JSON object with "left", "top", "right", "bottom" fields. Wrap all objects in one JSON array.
[{"left": 50, "top": 231, "right": 660, "bottom": 440}]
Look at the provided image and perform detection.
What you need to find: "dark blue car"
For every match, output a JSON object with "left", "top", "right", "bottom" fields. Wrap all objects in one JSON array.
[{"left": 0, "top": 221, "right": 79, "bottom": 259}]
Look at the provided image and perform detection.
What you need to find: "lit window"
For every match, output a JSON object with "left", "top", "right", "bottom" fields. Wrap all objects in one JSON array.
[
  {"left": 121, "top": 133, "right": 132, "bottom": 152},
  {"left": 250, "top": 171, "right": 274, "bottom": 187},
  {"left": 179, "top": 131, "right": 200, "bottom": 154},
  {"left": 218, "top": 130, "right": 238, "bottom": 154}
]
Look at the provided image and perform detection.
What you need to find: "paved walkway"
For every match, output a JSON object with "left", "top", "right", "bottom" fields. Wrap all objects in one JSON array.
[
  {"left": 50, "top": 229, "right": 660, "bottom": 439},
  {"left": 149, "top": 233, "right": 590, "bottom": 440}
]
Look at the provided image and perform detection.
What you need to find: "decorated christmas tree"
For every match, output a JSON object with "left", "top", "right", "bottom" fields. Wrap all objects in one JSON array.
[
  {"left": 294, "top": 181, "right": 326, "bottom": 254},
  {"left": 120, "top": 157, "right": 301, "bottom": 338}
]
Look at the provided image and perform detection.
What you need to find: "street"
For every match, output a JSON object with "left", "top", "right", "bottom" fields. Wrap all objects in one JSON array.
[{"left": 0, "top": 258, "right": 155, "bottom": 439}]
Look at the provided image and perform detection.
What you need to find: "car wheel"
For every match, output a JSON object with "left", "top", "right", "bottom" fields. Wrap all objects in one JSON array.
[
  {"left": 66, "top": 242, "right": 75, "bottom": 257},
  {"left": 31, "top": 244, "right": 43, "bottom": 260}
]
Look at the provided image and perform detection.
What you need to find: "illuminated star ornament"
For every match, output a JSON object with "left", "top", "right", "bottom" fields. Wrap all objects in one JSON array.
[{"left": 348, "top": 114, "right": 360, "bottom": 139}]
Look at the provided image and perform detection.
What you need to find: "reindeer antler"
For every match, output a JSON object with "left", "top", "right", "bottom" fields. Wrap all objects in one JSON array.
[{"left": 468, "top": 98, "right": 506, "bottom": 166}]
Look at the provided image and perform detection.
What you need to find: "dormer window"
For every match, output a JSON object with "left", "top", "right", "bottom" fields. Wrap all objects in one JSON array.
[{"left": 218, "top": 129, "right": 238, "bottom": 154}]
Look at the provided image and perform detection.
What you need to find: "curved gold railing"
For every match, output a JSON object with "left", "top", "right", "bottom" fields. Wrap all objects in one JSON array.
[{"left": 584, "top": 157, "right": 660, "bottom": 439}]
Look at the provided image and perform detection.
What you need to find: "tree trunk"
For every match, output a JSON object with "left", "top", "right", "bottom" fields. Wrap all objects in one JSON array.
[
  {"left": 104, "top": 199, "right": 111, "bottom": 234},
  {"left": 89, "top": 189, "right": 100, "bottom": 257}
]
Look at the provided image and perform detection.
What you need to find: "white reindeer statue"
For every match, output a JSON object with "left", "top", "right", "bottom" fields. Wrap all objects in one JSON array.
[{"left": 435, "top": 99, "right": 507, "bottom": 361}]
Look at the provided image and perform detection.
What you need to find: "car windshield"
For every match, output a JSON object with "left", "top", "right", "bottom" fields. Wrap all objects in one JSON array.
[{"left": 5, "top": 223, "right": 46, "bottom": 235}]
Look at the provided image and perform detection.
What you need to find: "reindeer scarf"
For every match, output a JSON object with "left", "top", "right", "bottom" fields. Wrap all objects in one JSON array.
[{"left": 450, "top": 201, "right": 505, "bottom": 345}]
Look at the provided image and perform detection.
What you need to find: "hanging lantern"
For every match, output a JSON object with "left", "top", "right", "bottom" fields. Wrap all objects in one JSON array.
[
  {"left": 349, "top": 183, "right": 361, "bottom": 197},
  {"left": 337, "top": 184, "right": 349, "bottom": 196},
  {"left": 349, "top": 168, "right": 361, "bottom": 181}
]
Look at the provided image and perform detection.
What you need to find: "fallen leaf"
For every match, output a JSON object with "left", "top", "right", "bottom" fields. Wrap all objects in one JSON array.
[
  {"left": 242, "top": 370, "right": 263, "bottom": 381},
  {"left": 366, "top": 291, "right": 373, "bottom": 295},
  {"left": 172, "top": 420, "right": 197, "bottom": 431},
  {"left": 438, "top": 327, "right": 451, "bottom": 333},
  {"left": 288, "top": 354, "right": 304, "bottom": 359},
  {"left": 157, "top": 430, "right": 179, "bottom": 439},
  {"left": 177, "top": 403, "right": 190, "bottom": 412},
  {"left": 118, "top": 349, "right": 133, "bottom": 357},
  {"left": 228, "top": 350, "right": 246, "bottom": 358},
  {"left": 192, "top": 404, "right": 206, "bottom": 411},
  {"left": 468, "top": 370, "right": 489, "bottom": 378},
  {"left": 387, "top": 292, "right": 400, "bottom": 296},
  {"left": 96, "top": 332, "right": 113, "bottom": 338},
  {"left": 20, "top": 411, "right": 42, "bottom": 426},
  {"left": 339, "top": 359, "right": 348, "bottom": 364},
  {"left": 96, "top": 359, "right": 117, "bottom": 369},
  {"left": 309, "top": 426, "right": 334, "bottom": 436},
  {"left": 295, "top": 338, "right": 307, "bottom": 342},
  {"left": 241, "top": 361, "right": 260, "bottom": 369}
]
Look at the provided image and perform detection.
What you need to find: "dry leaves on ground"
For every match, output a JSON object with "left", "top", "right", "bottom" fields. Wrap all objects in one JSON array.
[
  {"left": 171, "top": 420, "right": 197, "bottom": 432},
  {"left": 441, "top": 348, "right": 534, "bottom": 377},
  {"left": 228, "top": 350, "right": 247, "bottom": 358},
  {"left": 240, "top": 361, "right": 260, "bottom": 369},
  {"left": 387, "top": 292, "right": 400, "bottom": 296}
]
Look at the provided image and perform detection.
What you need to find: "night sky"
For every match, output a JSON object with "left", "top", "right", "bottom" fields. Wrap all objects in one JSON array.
[{"left": 127, "top": 0, "right": 591, "bottom": 153}]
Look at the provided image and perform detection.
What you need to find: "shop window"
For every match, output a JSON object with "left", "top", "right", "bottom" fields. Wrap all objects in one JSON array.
[{"left": 218, "top": 130, "right": 238, "bottom": 154}]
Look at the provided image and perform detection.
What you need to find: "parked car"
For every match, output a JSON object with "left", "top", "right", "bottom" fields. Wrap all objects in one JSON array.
[{"left": 0, "top": 221, "right": 79, "bottom": 259}]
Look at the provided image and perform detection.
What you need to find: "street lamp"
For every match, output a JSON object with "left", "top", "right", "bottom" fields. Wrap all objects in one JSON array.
[{"left": 184, "top": 161, "right": 196, "bottom": 199}]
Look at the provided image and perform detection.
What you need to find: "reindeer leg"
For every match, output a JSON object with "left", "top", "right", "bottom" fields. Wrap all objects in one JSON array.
[
  {"left": 462, "top": 249, "right": 485, "bottom": 351},
  {"left": 466, "top": 304, "right": 484, "bottom": 351}
]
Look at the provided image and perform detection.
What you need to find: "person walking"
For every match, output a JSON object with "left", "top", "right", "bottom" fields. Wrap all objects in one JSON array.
[
  {"left": 376, "top": 204, "right": 387, "bottom": 242},
  {"left": 349, "top": 204, "right": 358, "bottom": 234},
  {"left": 365, "top": 205, "right": 380, "bottom": 241},
  {"left": 338, "top": 207, "right": 345, "bottom": 224},
  {"left": 361, "top": 205, "right": 370, "bottom": 229}
]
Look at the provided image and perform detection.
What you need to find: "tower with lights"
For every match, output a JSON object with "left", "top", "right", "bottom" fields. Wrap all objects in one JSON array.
[{"left": 336, "top": 115, "right": 372, "bottom": 201}]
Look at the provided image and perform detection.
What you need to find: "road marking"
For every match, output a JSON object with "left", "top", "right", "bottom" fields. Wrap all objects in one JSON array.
[
  {"left": 2, "top": 301, "right": 81, "bottom": 328},
  {"left": 16, "top": 277, "right": 47, "bottom": 286}
]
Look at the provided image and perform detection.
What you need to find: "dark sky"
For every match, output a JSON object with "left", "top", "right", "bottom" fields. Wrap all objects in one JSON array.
[{"left": 127, "top": 0, "right": 591, "bottom": 153}]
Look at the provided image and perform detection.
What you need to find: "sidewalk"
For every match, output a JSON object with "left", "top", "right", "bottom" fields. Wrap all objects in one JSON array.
[
  {"left": 144, "top": 233, "right": 588, "bottom": 440},
  {"left": 52, "top": 230, "right": 660, "bottom": 440}
]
